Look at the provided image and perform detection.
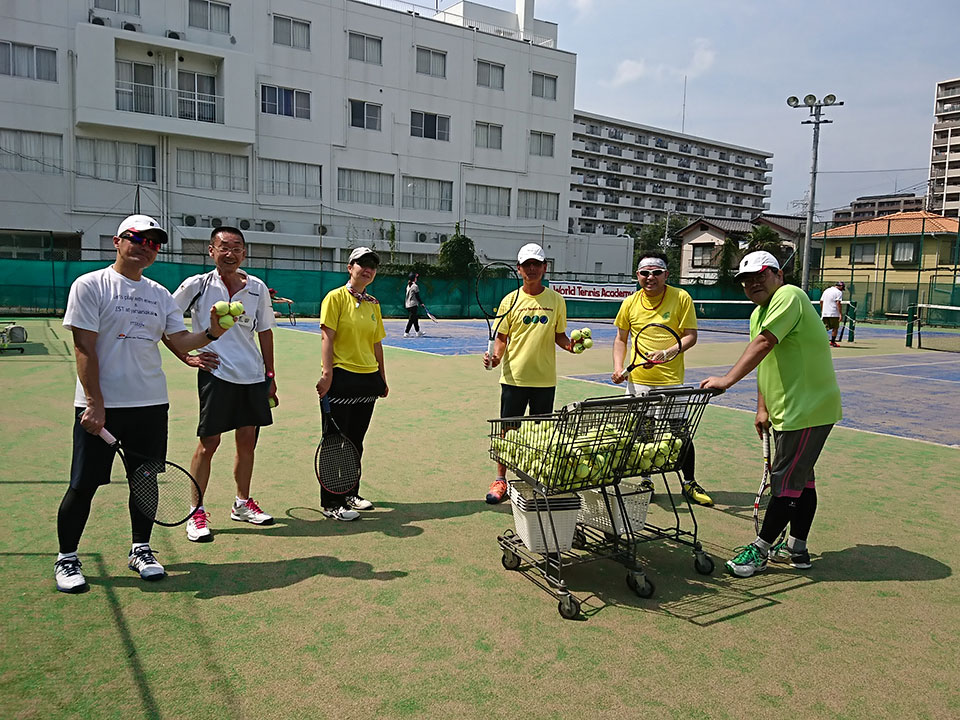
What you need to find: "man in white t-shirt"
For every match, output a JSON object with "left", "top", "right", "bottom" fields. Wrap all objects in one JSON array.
[
  {"left": 819, "top": 281, "right": 845, "bottom": 347},
  {"left": 167, "top": 227, "right": 277, "bottom": 542},
  {"left": 55, "top": 214, "right": 232, "bottom": 594}
]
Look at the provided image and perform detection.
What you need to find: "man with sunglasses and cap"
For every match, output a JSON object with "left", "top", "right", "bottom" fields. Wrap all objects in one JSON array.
[
  {"left": 701, "top": 251, "right": 841, "bottom": 577},
  {"left": 55, "top": 214, "right": 235, "bottom": 593},
  {"left": 820, "top": 280, "right": 846, "bottom": 347},
  {"left": 611, "top": 250, "right": 712, "bottom": 506}
]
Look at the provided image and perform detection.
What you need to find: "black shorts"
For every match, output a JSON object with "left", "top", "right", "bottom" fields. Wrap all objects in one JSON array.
[
  {"left": 70, "top": 405, "right": 168, "bottom": 491},
  {"left": 197, "top": 372, "right": 272, "bottom": 437},
  {"left": 499, "top": 384, "right": 556, "bottom": 421},
  {"left": 770, "top": 424, "right": 833, "bottom": 498},
  {"left": 822, "top": 317, "right": 840, "bottom": 330}
]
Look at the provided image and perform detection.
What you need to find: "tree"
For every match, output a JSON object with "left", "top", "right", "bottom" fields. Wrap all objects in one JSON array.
[
  {"left": 437, "top": 223, "right": 479, "bottom": 276},
  {"left": 746, "top": 224, "right": 784, "bottom": 255},
  {"left": 624, "top": 215, "right": 689, "bottom": 273}
]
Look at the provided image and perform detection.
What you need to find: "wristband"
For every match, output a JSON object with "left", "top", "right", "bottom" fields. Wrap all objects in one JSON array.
[
  {"left": 205, "top": 329, "right": 218, "bottom": 342},
  {"left": 265, "top": 371, "right": 275, "bottom": 379}
]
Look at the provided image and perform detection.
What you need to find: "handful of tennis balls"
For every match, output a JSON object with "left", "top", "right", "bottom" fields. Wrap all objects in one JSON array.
[
  {"left": 214, "top": 300, "right": 244, "bottom": 329},
  {"left": 570, "top": 327, "right": 593, "bottom": 354}
]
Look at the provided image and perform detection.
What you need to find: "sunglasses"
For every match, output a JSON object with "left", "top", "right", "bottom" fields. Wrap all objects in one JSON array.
[
  {"left": 355, "top": 258, "right": 379, "bottom": 270},
  {"left": 638, "top": 269, "right": 665, "bottom": 278},
  {"left": 122, "top": 232, "right": 163, "bottom": 251}
]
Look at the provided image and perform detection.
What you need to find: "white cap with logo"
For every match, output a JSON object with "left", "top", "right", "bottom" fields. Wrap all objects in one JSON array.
[
  {"left": 517, "top": 243, "right": 546, "bottom": 264},
  {"left": 116, "top": 214, "right": 167, "bottom": 244},
  {"left": 735, "top": 250, "right": 780, "bottom": 278},
  {"left": 348, "top": 246, "right": 380, "bottom": 264}
]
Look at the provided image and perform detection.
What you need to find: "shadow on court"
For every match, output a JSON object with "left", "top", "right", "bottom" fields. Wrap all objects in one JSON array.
[{"left": 85, "top": 554, "right": 407, "bottom": 599}]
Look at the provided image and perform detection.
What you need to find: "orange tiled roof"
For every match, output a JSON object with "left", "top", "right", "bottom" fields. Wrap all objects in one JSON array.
[{"left": 822, "top": 211, "right": 959, "bottom": 238}]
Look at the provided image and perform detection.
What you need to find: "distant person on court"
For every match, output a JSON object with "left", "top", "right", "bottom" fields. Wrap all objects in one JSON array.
[
  {"left": 166, "top": 226, "right": 277, "bottom": 543},
  {"left": 55, "top": 214, "right": 232, "bottom": 593},
  {"left": 611, "top": 251, "right": 711, "bottom": 506},
  {"left": 403, "top": 271, "right": 425, "bottom": 338},
  {"left": 316, "top": 247, "right": 389, "bottom": 520},
  {"left": 484, "top": 243, "right": 576, "bottom": 504},
  {"left": 701, "top": 251, "right": 841, "bottom": 577},
  {"left": 820, "top": 280, "right": 845, "bottom": 347}
]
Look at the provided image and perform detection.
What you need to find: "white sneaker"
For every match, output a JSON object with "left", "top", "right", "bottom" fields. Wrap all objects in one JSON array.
[
  {"left": 231, "top": 497, "right": 274, "bottom": 525},
  {"left": 128, "top": 546, "right": 165, "bottom": 581},
  {"left": 322, "top": 506, "right": 360, "bottom": 521},
  {"left": 416, "top": 331, "right": 425, "bottom": 337},
  {"left": 54, "top": 556, "right": 88, "bottom": 593},
  {"left": 345, "top": 495, "right": 374, "bottom": 511},
  {"left": 186, "top": 509, "right": 213, "bottom": 542},
  {"left": 403, "top": 332, "right": 410, "bottom": 338}
]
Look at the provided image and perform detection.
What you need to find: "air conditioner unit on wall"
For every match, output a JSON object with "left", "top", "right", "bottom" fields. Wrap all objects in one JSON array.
[
  {"left": 121, "top": 22, "right": 141, "bottom": 32},
  {"left": 263, "top": 220, "right": 279, "bottom": 232},
  {"left": 166, "top": 30, "right": 184, "bottom": 40},
  {"left": 89, "top": 14, "right": 111, "bottom": 27},
  {"left": 416, "top": 231, "right": 428, "bottom": 243},
  {"left": 314, "top": 224, "right": 327, "bottom": 236},
  {"left": 238, "top": 218, "right": 252, "bottom": 231},
  {"left": 181, "top": 214, "right": 200, "bottom": 227},
  {"left": 438, "top": 233, "right": 449, "bottom": 244},
  {"left": 210, "top": 217, "right": 225, "bottom": 228}
]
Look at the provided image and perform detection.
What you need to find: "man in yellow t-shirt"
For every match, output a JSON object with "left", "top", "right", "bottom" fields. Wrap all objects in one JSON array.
[
  {"left": 611, "top": 251, "right": 712, "bottom": 506},
  {"left": 483, "top": 243, "right": 576, "bottom": 504}
]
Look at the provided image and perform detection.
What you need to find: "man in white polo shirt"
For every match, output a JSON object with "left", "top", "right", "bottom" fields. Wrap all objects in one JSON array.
[
  {"left": 55, "top": 214, "right": 232, "bottom": 593},
  {"left": 167, "top": 226, "right": 277, "bottom": 542},
  {"left": 819, "top": 280, "right": 845, "bottom": 347}
]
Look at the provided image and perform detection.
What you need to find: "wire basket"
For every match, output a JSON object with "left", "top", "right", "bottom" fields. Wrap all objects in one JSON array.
[{"left": 578, "top": 482, "right": 651, "bottom": 536}]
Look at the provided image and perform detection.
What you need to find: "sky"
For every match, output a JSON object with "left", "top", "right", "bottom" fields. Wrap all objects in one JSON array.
[{"left": 450, "top": 0, "right": 960, "bottom": 219}]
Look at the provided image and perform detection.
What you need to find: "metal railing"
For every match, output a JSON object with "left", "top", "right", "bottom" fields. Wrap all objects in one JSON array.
[{"left": 115, "top": 82, "right": 225, "bottom": 124}]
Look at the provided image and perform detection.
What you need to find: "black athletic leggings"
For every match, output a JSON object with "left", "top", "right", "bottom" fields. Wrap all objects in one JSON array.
[
  {"left": 58, "top": 486, "right": 153, "bottom": 553},
  {"left": 759, "top": 486, "right": 818, "bottom": 544},
  {"left": 404, "top": 307, "right": 420, "bottom": 334}
]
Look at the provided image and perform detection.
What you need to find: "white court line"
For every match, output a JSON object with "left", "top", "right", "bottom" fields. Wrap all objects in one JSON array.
[
  {"left": 850, "top": 369, "right": 960, "bottom": 385},
  {"left": 835, "top": 359, "right": 960, "bottom": 373}
]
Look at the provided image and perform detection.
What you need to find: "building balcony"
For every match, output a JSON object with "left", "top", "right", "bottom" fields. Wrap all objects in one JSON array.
[
  {"left": 116, "top": 82, "right": 224, "bottom": 124},
  {"left": 934, "top": 119, "right": 960, "bottom": 131}
]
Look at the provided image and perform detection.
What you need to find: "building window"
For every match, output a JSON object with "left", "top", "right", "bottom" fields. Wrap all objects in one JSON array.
[
  {"left": 0, "top": 129, "right": 62, "bottom": 173},
  {"left": 349, "top": 100, "right": 381, "bottom": 130},
  {"left": 115, "top": 60, "right": 155, "bottom": 114},
  {"left": 348, "top": 32, "right": 382, "bottom": 64},
  {"left": 274, "top": 15, "right": 310, "bottom": 49},
  {"left": 176, "top": 149, "right": 248, "bottom": 191},
  {"left": 692, "top": 245, "right": 718, "bottom": 268},
  {"left": 850, "top": 242, "right": 876, "bottom": 264},
  {"left": 475, "top": 122, "right": 502, "bottom": 150},
  {"left": 337, "top": 168, "right": 394, "bottom": 206},
  {"left": 261, "top": 84, "right": 310, "bottom": 119},
  {"left": 77, "top": 138, "right": 155, "bottom": 182},
  {"left": 402, "top": 176, "right": 453, "bottom": 212},
  {"left": 188, "top": 0, "right": 230, "bottom": 33},
  {"left": 887, "top": 288, "right": 917, "bottom": 315},
  {"left": 416, "top": 47, "right": 446, "bottom": 78},
  {"left": 259, "top": 159, "right": 321, "bottom": 198},
  {"left": 95, "top": 0, "right": 140, "bottom": 14},
  {"left": 518, "top": 190, "right": 559, "bottom": 221},
  {"left": 0, "top": 41, "right": 57, "bottom": 82},
  {"left": 178, "top": 71, "right": 218, "bottom": 123},
  {"left": 834, "top": 245, "right": 842, "bottom": 258},
  {"left": 529, "top": 131, "right": 554, "bottom": 157},
  {"left": 531, "top": 72, "right": 557, "bottom": 100},
  {"left": 477, "top": 60, "right": 504, "bottom": 89},
  {"left": 465, "top": 183, "right": 510, "bottom": 217},
  {"left": 891, "top": 240, "right": 919, "bottom": 265},
  {"left": 411, "top": 111, "right": 449, "bottom": 141}
]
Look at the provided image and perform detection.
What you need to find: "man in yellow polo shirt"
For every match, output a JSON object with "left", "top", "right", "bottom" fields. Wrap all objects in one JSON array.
[
  {"left": 483, "top": 243, "right": 576, "bottom": 504},
  {"left": 611, "top": 251, "right": 712, "bottom": 506}
]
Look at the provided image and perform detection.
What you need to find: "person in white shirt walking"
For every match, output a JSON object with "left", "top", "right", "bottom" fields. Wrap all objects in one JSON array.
[
  {"left": 55, "top": 215, "right": 232, "bottom": 593},
  {"left": 167, "top": 227, "right": 277, "bottom": 542},
  {"left": 819, "top": 281, "right": 845, "bottom": 347}
]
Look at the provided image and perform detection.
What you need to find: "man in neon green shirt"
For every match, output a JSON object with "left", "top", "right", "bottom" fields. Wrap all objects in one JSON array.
[{"left": 701, "top": 251, "right": 841, "bottom": 577}]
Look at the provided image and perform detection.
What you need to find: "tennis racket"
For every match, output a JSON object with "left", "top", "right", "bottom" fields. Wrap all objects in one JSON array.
[
  {"left": 98, "top": 428, "right": 201, "bottom": 527},
  {"left": 625, "top": 323, "right": 683, "bottom": 373},
  {"left": 314, "top": 397, "right": 361, "bottom": 495},
  {"left": 476, "top": 261, "right": 520, "bottom": 371},
  {"left": 753, "top": 427, "right": 786, "bottom": 544},
  {"left": 423, "top": 306, "right": 439, "bottom": 323}
]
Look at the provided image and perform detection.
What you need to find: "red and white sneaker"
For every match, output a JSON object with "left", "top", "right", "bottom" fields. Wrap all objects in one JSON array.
[
  {"left": 186, "top": 508, "right": 213, "bottom": 542},
  {"left": 486, "top": 478, "right": 508, "bottom": 505},
  {"left": 230, "top": 497, "right": 274, "bottom": 525}
]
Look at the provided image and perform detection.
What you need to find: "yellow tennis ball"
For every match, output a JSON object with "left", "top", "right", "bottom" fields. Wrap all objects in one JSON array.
[
  {"left": 573, "top": 343, "right": 585, "bottom": 354},
  {"left": 268, "top": 397, "right": 277, "bottom": 408},
  {"left": 582, "top": 338, "right": 594, "bottom": 349},
  {"left": 581, "top": 327, "right": 592, "bottom": 338},
  {"left": 229, "top": 301, "right": 244, "bottom": 316},
  {"left": 214, "top": 300, "right": 230, "bottom": 316},
  {"left": 571, "top": 329, "right": 582, "bottom": 342},
  {"left": 218, "top": 314, "right": 235, "bottom": 330}
]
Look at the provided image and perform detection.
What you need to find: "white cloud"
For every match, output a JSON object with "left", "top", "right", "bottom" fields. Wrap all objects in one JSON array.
[
  {"left": 608, "top": 59, "right": 648, "bottom": 87},
  {"left": 604, "top": 38, "right": 715, "bottom": 87}
]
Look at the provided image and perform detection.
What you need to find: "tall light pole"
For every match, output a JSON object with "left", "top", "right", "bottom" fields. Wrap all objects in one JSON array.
[{"left": 787, "top": 93, "right": 843, "bottom": 290}]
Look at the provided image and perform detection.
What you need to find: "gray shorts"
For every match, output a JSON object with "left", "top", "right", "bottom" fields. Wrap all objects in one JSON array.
[{"left": 770, "top": 424, "right": 834, "bottom": 498}]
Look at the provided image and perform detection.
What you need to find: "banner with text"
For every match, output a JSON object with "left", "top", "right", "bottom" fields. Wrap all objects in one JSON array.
[{"left": 550, "top": 281, "right": 636, "bottom": 302}]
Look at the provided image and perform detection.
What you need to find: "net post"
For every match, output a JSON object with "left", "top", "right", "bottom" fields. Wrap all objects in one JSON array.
[
  {"left": 847, "top": 301, "right": 856, "bottom": 342},
  {"left": 905, "top": 304, "right": 916, "bottom": 348}
]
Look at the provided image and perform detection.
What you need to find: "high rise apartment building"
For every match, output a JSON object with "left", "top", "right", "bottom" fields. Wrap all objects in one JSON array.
[
  {"left": 569, "top": 110, "right": 772, "bottom": 237},
  {"left": 930, "top": 76, "right": 960, "bottom": 218},
  {"left": 832, "top": 193, "right": 925, "bottom": 223}
]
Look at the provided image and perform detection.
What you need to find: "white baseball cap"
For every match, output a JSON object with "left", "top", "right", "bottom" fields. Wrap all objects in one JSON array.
[
  {"left": 517, "top": 243, "right": 546, "bottom": 264},
  {"left": 116, "top": 214, "right": 167, "bottom": 244},
  {"left": 348, "top": 246, "right": 380, "bottom": 264},
  {"left": 735, "top": 250, "right": 780, "bottom": 278}
]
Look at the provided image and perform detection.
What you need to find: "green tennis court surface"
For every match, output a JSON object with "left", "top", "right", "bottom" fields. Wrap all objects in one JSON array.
[{"left": 1, "top": 318, "right": 956, "bottom": 719}]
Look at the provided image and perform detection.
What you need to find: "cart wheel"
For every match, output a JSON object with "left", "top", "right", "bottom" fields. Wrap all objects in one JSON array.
[
  {"left": 501, "top": 550, "right": 521, "bottom": 571},
  {"left": 694, "top": 552, "right": 715, "bottom": 575},
  {"left": 557, "top": 595, "right": 581, "bottom": 620},
  {"left": 626, "top": 572, "right": 655, "bottom": 598}
]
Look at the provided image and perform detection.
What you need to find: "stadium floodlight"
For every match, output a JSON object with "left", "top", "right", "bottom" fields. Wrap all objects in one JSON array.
[{"left": 787, "top": 94, "right": 844, "bottom": 290}]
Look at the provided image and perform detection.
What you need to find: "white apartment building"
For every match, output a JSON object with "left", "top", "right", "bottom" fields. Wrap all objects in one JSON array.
[
  {"left": 1, "top": 0, "right": 629, "bottom": 273},
  {"left": 930, "top": 76, "right": 960, "bottom": 218},
  {"left": 570, "top": 110, "right": 773, "bottom": 239}
]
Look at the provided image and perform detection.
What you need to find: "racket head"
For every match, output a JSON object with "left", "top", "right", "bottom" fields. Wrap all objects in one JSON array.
[
  {"left": 425, "top": 309, "right": 439, "bottom": 323},
  {"left": 475, "top": 262, "right": 520, "bottom": 326},
  {"left": 627, "top": 323, "right": 683, "bottom": 370},
  {"left": 130, "top": 459, "right": 202, "bottom": 527},
  {"left": 316, "top": 398, "right": 361, "bottom": 495}
]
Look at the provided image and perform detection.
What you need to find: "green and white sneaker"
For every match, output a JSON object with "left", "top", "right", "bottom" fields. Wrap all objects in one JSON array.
[
  {"left": 769, "top": 540, "right": 812, "bottom": 569},
  {"left": 726, "top": 544, "right": 768, "bottom": 577}
]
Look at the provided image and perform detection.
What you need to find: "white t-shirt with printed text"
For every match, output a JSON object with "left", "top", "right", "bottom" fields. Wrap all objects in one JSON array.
[{"left": 63, "top": 266, "right": 187, "bottom": 408}]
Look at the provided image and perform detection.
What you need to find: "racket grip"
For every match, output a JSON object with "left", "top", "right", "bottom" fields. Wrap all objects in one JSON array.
[
  {"left": 485, "top": 338, "right": 495, "bottom": 370},
  {"left": 99, "top": 428, "right": 118, "bottom": 445},
  {"left": 762, "top": 428, "right": 770, "bottom": 460},
  {"left": 320, "top": 396, "right": 331, "bottom": 413}
]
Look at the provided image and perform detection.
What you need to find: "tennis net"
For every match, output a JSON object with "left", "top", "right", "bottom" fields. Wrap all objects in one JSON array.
[{"left": 908, "top": 304, "right": 960, "bottom": 353}]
